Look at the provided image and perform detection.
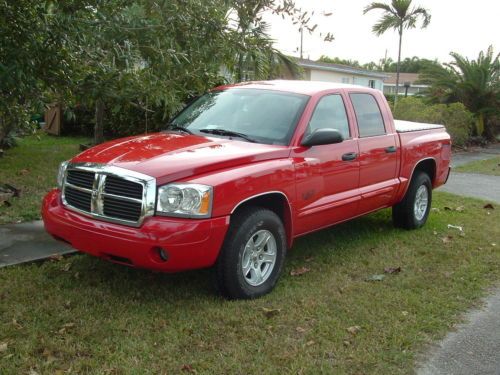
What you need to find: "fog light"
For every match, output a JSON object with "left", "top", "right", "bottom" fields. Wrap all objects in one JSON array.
[
  {"left": 157, "top": 247, "right": 169, "bottom": 262},
  {"left": 150, "top": 246, "right": 170, "bottom": 263}
]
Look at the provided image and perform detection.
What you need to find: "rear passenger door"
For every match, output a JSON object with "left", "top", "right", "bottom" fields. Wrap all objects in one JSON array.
[{"left": 349, "top": 93, "right": 399, "bottom": 214}]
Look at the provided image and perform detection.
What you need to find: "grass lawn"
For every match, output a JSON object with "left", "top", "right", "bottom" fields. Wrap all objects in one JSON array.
[
  {"left": 1, "top": 192, "right": 499, "bottom": 374},
  {"left": 454, "top": 155, "right": 500, "bottom": 176},
  {"left": 0, "top": 133, "right": 88, "bottom": 224}
]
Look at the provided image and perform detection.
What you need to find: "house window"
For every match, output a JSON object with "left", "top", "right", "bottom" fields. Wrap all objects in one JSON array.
[{"left": 368, "top": 80, "right": 376, "bottom": 88}]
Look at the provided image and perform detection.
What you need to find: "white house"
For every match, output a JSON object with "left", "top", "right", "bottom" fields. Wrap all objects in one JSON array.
[
  {"left": 286, "top": 58, "right": 388, "bottom": 91},
  {"left": 383, "top": 73, "right": 429, "bottom": 96}
]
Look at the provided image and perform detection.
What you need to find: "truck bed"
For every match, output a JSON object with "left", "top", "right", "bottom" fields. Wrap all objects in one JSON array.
[{"left": 395, "top": 120, "right": 444, "bottom": 133}]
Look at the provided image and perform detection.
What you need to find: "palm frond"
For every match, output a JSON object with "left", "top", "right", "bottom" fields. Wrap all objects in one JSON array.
[
  {"left": 392, "top": 0, "right": 412, "bottom": 18},
  {"left": 372, "top": 14, "right": 401, "bottom": 35},
  {"left": 363, "top": 2, "right": 396, "bottom": 15}
]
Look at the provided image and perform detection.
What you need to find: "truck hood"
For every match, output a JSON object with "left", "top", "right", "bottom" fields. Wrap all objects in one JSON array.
[{"left": 71, "top": 132, "right": 290, "bottom": 183}]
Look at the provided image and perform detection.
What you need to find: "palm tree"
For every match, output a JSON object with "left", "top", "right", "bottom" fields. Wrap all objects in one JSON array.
[
  {"left": 364, "top": 0, "right": 431, "bottom": 105},
  {"left": 421, "top": 46, "right": 500, "bottom": 138}
]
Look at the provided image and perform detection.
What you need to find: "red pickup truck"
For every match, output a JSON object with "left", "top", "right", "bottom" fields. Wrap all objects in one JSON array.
[{"left": 43, "top": 80, "right": 451, "bottom": 299}]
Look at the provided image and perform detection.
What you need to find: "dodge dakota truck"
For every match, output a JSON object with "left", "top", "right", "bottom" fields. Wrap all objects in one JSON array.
[{"left": 43, "top": 80, "right": 451, "bottom": 299}]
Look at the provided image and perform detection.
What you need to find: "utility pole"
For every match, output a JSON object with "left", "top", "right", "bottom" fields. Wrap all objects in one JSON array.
[{"left": 300, "top": 27, "right": 303, "bottom": 59}]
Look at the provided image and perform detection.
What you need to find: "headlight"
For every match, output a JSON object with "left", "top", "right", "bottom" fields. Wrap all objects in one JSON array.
[
  {"left": 157, "top": 184, "right": 212, "bottom": 218},
  {"left": 57, "top": 161, "right": 69, "bottom": 188}
]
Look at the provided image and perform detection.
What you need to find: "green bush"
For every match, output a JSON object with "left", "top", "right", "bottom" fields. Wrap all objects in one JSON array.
[
  {"left": 62, "top": 99, "right": 178, "bottom": 139},
  {"left": 393, "top": 97, "right": 474, "bottom": 147}
]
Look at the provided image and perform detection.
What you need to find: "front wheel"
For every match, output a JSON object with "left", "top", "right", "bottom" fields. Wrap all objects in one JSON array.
[
  {"left": 392, "top": 171, "right": 432, "bottom": 229},
  {"left": 215, "top": 207, "right": 286, "bottom": 299}
]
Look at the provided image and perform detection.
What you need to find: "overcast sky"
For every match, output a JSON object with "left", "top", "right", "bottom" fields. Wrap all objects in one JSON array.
[{"left": 264, "top": 0, "right": 500, "bottom": 64}]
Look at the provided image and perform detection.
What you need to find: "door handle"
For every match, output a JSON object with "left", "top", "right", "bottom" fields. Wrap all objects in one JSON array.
[
  {"left": 385, "top": 146, "right": 397, "bottom": 153},
  {"left": 342, "top": 152, "right": 358, "bottom": 161}
]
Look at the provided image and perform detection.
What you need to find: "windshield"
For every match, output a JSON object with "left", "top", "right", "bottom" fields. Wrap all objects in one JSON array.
[{"left": 169, "top": 88, "right": 309, "bottom": 145}]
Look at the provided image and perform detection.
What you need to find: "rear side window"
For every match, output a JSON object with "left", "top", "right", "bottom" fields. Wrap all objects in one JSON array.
[
  {"left": 350, "top": 93, "right": 386, "bottom": 137},
  {"left": 307, "top": 95, "right": 350, "bottom": 139}
]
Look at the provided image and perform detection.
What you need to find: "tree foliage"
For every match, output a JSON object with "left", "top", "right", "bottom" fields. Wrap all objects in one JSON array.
[
  {"left": 0, "top": 0, "right": 82, "bottom": 146},
  {"left": 317, "top": 55, "right": 440, "bottom": 73},
  {"left": 420, "top": 46, "right": 500, "bottom": 138},
  {"left": 1, "top": 0, "right": 308, "bottom": 145}
]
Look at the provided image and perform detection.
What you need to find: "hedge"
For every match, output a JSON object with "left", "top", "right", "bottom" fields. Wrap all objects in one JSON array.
[{"left": 393, "top": 97, "right": 474, "bottom": 147}]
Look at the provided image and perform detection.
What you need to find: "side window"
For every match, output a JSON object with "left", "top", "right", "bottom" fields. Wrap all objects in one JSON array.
[
  {"left": 307, "top": 95, "right": 350, "bottom": 139},
  {"left": 350, "top": 93, "right": 386, "bottom": 137}
]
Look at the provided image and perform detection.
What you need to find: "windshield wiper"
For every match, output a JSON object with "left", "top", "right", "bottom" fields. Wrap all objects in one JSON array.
[
  {"left": 199, "top": 128, "right": 257, "bottom": 143},
  {"left": 166, "top": 125, "right": 193, "bottom": 135}
]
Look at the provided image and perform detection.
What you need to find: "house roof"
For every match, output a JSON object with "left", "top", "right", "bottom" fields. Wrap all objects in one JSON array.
[
  {"left": 383, "top": 73, "right": 423, "bottom": 85},
  {"left": 295, "top": 58, "right": 388, "bottom": 79}
]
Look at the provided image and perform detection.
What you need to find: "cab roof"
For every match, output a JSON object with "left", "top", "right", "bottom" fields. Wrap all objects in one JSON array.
[{"left": 214, "top": 80, "right": 377, "bottom": 96}]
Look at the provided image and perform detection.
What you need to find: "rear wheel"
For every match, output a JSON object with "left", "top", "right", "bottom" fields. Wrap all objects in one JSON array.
[
  {"left": 392, "top": 171, "right": 432, "bottom": 229},
  {"left": 215, "top": 207, "right": 286, "bottom": 299}
]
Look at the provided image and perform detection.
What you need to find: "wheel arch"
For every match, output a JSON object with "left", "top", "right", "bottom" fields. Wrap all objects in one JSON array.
[
  {"left": 231, "top": 192, "right": 294, "bottom": 249},
  {"left": 413, "top": 158, "right": 437, "bottom": 185},
  {"left": 397, "top": 157, "right": 436, "bottom": 203}
]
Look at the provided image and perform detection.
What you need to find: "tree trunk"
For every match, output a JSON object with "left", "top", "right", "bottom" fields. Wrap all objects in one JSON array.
[
  {"left": 476, "top": 112, "right": 485, "bottom": 137},
  {"left": 94, "top": 99, "right": 105, "bottom": 145},
  {"left": 394, "top": 26, "right": 403, "bottom": 107}
]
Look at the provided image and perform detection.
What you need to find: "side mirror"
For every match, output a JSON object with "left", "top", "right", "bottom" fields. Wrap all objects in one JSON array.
[{"left": 301, "top": 128, "right": 344, "bottom": 147}]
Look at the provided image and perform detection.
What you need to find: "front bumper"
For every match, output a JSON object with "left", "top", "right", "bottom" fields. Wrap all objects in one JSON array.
[{"left": 42, "top": 189, "right": 229, "bottom": 272}]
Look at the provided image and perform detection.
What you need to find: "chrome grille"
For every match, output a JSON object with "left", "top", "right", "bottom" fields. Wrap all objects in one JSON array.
[
  {"left": 103, "top": 196, "right": 143, "bottom": 221},
  {"left": 66, "top": 170, "right": 95, "bottom": 189},
  {"left": 104, "top": 176, "right": 143, "bottom": 200},
  {"left": 62, "top": 164, "right": 156, "bottom": 227}
]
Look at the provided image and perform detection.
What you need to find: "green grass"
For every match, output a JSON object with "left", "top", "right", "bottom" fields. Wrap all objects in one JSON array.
[
  {"left": 1, "top": 192, "right": 499, "bottom": 374},
  {"left": 0, "top": 133, "right": 88, "bottom": 224},
  {"left": 454, "top": 156, "right": 500, "bottom": 176}
]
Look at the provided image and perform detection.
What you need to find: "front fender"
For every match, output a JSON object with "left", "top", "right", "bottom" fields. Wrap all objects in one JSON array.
[{"left": 187, "top": 159, "right": 296, "bottom": 218}]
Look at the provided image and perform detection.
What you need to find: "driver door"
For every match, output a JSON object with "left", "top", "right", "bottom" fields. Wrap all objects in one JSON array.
[{"left": 293, "top": 93, "right": 360, "bottom": 235}]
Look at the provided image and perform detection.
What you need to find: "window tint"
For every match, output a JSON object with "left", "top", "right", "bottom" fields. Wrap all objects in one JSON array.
[
  {"left": 350, "top": 93, "right": 386, "bottom": 137},
  {"left": 307, "top": 95, "right": 350, "bottom": 139}
]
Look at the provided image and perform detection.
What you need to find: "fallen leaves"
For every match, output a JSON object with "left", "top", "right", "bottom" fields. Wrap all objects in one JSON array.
[
  {"left": 366, "top": 274, "right": 385, "bottom": 282},
  {"left": 441, "top": 235, "right": 453, "bottom": 244},
  {"left": 367, "top": 266, "right": 402, "bottom": 281},
  {"left": 12, "top": 319, "right": 23, "bottom": 329},
  {"left": 483, "top": 203, "right": 495, "bottom": 210},
  {"left": 346, "top": 326, "right": 361, "bottom": 336},
  {"left": 61, "top": 262, "right": 72, "bottom": 272},
  {"left": 261, "top": 307, "right": 281, "bottom": 319},
  {"left": 0, "top": 342, "right": 7, "bottom": 353},
  {"left": 444, "top": 206, "right": 465, "bottom": 212},
  {"left": 42, "top": 348, "right": 57, "bottom": 364},
  {"left": 49, "top": 254, "right": 64, "bottom": 262},
  {"left": 58, "top": 322, "right": 76, "bottom": 335},
  {"left": 0, "top": 183, "right": 20, "bottom": 205},
  {"left": 384, "top": 267, "right": 401, "bottom": 274},
  {"left": 181, "top": 364, "right": 196, "bottom": 373},
  {"left": 290, "top": 266, "right": 310, "bottom": 276}
]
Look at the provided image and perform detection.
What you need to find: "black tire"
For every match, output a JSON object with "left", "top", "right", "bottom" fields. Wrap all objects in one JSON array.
[
  {"left": 215, "top": 207, "right": 287, "bottom": 300},
  {"left": 392, "top": 171, "right": 432, "bottom": 229}
]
